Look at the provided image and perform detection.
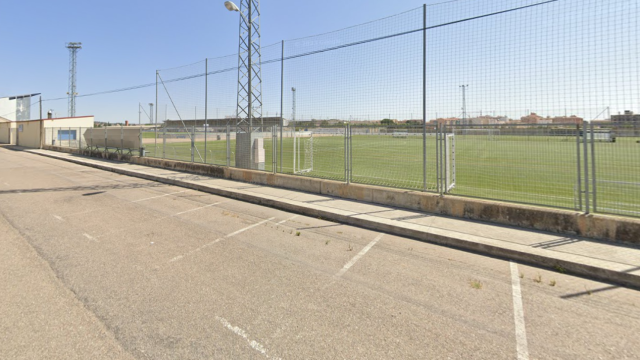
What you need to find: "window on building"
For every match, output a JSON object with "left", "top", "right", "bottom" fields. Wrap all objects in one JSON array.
[{"left": 58, "top": 130, "right": 77, "bottom": 140}]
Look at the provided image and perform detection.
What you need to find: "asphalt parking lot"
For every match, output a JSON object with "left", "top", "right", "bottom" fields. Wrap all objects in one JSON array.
[{"left": 1, "top": 147, "right": 639, "bottom": 359}]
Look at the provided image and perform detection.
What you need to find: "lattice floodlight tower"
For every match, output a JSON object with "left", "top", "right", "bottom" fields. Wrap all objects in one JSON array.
[
  {"left": 66, "top": 42, "right": 82, "bottom": 118},
  {"left": 225, "top": 0, "right": 264, "bottom": 170}
]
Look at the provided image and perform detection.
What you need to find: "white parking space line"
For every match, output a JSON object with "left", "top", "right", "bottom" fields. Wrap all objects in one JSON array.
[
  {"left": 277, "top": 215, "right": 298, "bottom": 225},
  {"left": 83, "top": 233, "right": 98, "bottom": 242},
  {"left": 510, "top": 262, "right": 529, "bottom": 360},
  {"left": 52, "top": 215, "right": 65, "bottom": 222},
  {"left": 132, "top": 190, "right": 190, "bottom": 203},
  {"left": 336, "top": 233, "right": 384, "bottom": 277},
  {"left": 175, "top": 201, "right": 224, "bottom": 216},
  {"left": 216, "top": 317, "right": 281, "bottom": 360},
  {"left": 169, "top": 217, "right": 275, "bottom": 263}
]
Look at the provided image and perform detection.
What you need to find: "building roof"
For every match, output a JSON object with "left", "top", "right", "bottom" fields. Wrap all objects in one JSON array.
[{"left": 1, "top": 93, "right": 41, "bottom": 100}]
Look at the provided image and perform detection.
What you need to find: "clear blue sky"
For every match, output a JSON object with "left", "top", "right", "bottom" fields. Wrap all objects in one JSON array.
[{"left": 2, "top": 0, "right": 638, "bottom": 123}]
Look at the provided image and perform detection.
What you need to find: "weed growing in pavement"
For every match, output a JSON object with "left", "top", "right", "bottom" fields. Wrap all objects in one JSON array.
[
  {"left": 296, "top": 231, "right": 301, "bottom": 236},
  {"left": 519, "top": 273, "right": 524, "bottom": 279},
  {"left": 325, "top": 240, "right": 330, "bottom": 245},
  {"left": 554, "top": 265, "right": 567, "bottom": 274},
  {"left": 533, "top": 274, "right": 542, "bottom": 283},
  {"left": 549, "top": 280, "right": 557, "bottom": 287},
  {"left": 585, "top": 287, "right": 593, "bottom": 296},
  {"left": 347, "top": 243, "right": 353, "bottom": 252},
  {"left": 470, "top": 280, "right": 483, "bottom": 290}
]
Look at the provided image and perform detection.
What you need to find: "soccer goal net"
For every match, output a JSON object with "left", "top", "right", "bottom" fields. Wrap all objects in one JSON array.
[{"left": 293, "top": 131, "right": 314, "bottom": 174}]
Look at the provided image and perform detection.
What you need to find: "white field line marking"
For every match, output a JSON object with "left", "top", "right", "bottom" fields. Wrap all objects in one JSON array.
[
  {"left": 216, "top": 317, "right": 281, "bottom": 360},
  {"left": 169, "top": 217, "right": 275, "bottom": 263},
  {"left": 277, "top": 215, "right": 299, "bottom": 225},
  {"left": 132, "top": 190, "right": 190, "bottom": 203},
  {"left": 510, "top": 262, "right": 529, "bottom": 360},
  {"left": 83, "top": 233, "right": 98, "bottom": 242},
  {"left": 52, "top": 215, "right": 65, "bottom": 222},
  {"left": 336, "top": 233, "right": 384, "bottom": 277}
]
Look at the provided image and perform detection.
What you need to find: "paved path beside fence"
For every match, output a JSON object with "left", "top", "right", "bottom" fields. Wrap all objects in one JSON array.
[{"left": 24, "top": 148, "right": 640, "bottom": 289}]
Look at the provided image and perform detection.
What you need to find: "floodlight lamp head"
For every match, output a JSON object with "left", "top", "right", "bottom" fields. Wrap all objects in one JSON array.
[
  {"left": 292, "top": 87, "right": 296, "bottom": 91},
  {"left": 224, "top": 1, "right": 240, "bottom": 12}
]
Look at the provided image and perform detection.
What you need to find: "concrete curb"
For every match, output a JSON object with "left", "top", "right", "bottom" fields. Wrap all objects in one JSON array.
[{"left": 28, "top": 150, "right": 640, "bottom": 290}]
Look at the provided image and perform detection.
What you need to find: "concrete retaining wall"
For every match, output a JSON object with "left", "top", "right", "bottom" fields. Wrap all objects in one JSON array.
[{"left": 42, "top": 144, "right": 640, "bottom": 245}]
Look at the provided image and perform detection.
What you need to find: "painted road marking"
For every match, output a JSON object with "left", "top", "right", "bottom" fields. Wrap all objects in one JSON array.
[
  {"left": 83, "top": 233, "right": 98, "bottom": 242},
  {"left": 52, "top": 215, "right": 65, "bottom": 222},
  {"left": 175, "top": 202, "right": 224, "bottom": 216},
  {"left": 216, "top": 317, "right": 281, "bottom": 359},
  {"left": 336, "top": 233, "right": 384, "bottom": 277},
  {"left": 132, "top": 190, "right": 190, "bottom": 203},
  {"left": 510, "top": 262, "right": 529, "bottom": 360},
  {"left": 169, "top": 217, "right": 275, "bottom": 263},
  {"left": 277, "top": 215, "right": 299, "bottom": 225}
]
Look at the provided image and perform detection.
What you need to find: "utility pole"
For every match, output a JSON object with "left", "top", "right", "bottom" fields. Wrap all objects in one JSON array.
[
  {"left": 460, "top": 85, "right": 469, "bottom": 125},
  {"left": 66, "top": 42, "right": 82, "bottom": 117},
  {"left": 227, "top": 0, "right": 263, "bottom": 169}
]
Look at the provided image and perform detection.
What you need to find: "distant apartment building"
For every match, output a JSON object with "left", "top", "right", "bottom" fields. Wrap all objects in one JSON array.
[
  {"left": 521, "top": 113, "right": 544, "bottom": 124},
  {"left": 467, "top": 116, "right": 509, "bottom": 125},
  {"left": 552, "top": 115, "right": 583, "bottom": 124},
  {"left": 611, "top": 111, "right": 640, "bottom": 124},
  {"left": 429, "top": 117, "right": 461, "bottom": 126}
]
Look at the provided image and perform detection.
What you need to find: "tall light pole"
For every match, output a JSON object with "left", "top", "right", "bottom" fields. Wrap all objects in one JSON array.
[
  {"left": 225, "top": 0, "right": 264, "bottom": 170},
  {"left": 66, "top": 42, "right": 82, "bottom": 117},
  {"left": 460, "top": 85, "right": 469, "bottom": 125},
  {"left": 149, "top": 103, "right": 154, "bottom": 127}
]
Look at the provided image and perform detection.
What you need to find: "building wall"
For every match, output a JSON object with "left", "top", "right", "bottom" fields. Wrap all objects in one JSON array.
[
  {"left": 0, "top": 122, "right": 12, "bottom": 143},
  {"left": 1, "top": 116, "right": 94, "bottom": 148},
  {"left": 0, "top": 98, "right": 16, "bottom": 121},
  {"left": 16, "top": 121, "right": 42, "bottom": 148},
  {"left": 43, "top": 116, "right": 94, "bottom": 128}
]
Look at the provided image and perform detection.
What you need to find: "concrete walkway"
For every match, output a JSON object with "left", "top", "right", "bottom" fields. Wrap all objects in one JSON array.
[{"left": 24, "top": 148, "right": 640, "bottom": 289}]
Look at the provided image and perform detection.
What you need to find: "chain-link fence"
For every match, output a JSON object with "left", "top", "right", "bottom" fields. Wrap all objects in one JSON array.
[
  {"left": 39, "top": 0, "right": 640, "bottom": 218},
  {"left": 47, "top": 126, "right": 144, "bottom": 156}
]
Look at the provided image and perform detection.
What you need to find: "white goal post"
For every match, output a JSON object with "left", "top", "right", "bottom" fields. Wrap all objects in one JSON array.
[{"left": 293, "top": 130, "right": 313, "bottom": 174}]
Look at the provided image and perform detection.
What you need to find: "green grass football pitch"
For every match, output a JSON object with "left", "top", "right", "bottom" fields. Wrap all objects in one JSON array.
[{"left": 144, "top": 135, "right": 640, "bottom": 216}]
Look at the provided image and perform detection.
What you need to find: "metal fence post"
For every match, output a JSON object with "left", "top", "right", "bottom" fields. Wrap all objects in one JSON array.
[
  {"left": 104, "top": 125, "right": 108, "bottom": 152},
  {"left": 191, "top": 125, "right": 195, "bottom": 162},
  {"left": 344, "top": 124, "right": 348, "bottom": 183},
  {"left": 163, "top": 126, "right": 166, "bottom": 159},
  {"left": 204, "top": 58, "right": 208, "bottom": 164},
  {"left": 590, "top": 121, "right": 597, "bottom": 212},
  {"left": 226, "top": 124, "right": 231, "bottom": 167},
  {"left": 576, "top": 123, "right": 583, "bottom": 211},
  {"left": 583, "top": 121, "right": 590, "bottom": 214},
  {"left": 120, "top": 125, "right": 124, "bottom": 154},
  {"left": 422, "top": 3, "right": 427, "bottom": 192},
  {"left": 437, "top": 124, "right": 442, "bottom": 194},
  {"left": 280, "top": 40, "right": 284, "bottom": 173},
  {"left": 272, "top": 125, "right": 277, "bottom": 174},
  {"left": 349, "top": 124, "right": 353, "bottom": 183}
]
